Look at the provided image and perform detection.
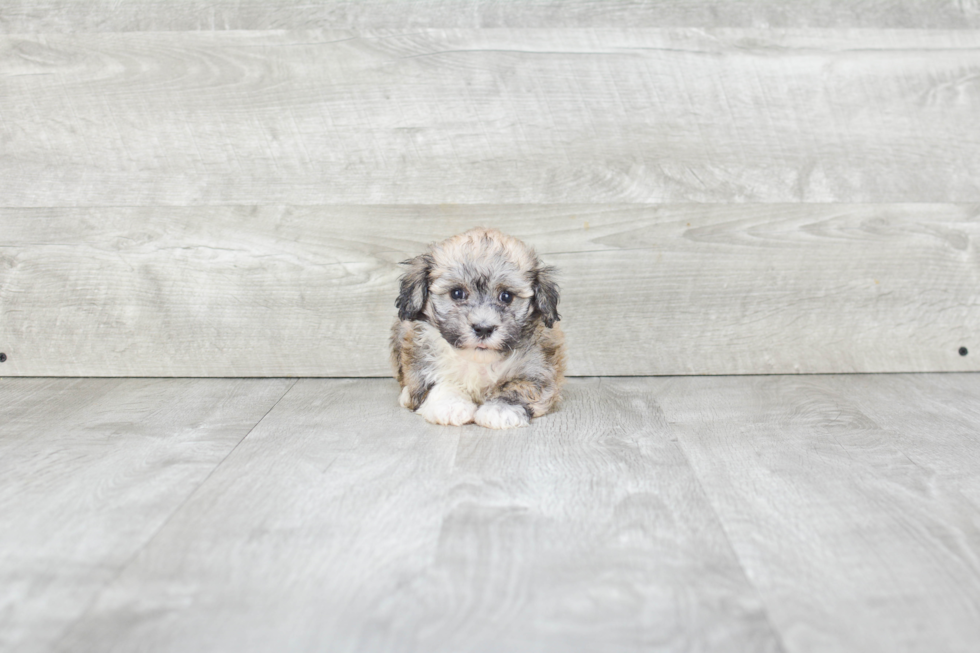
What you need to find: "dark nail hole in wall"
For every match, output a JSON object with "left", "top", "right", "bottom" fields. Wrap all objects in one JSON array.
[{"left": 960, "top": 347, "right": 969, "bottom": 357}]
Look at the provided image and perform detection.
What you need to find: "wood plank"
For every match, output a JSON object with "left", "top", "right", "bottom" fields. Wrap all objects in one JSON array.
[
  {"left": 54, "top": 378, "right": 782, "bottom": 653},
  {"left": 0, "top": 377, "right": 293, "bottom": 653},
  {"left": 820, "top": 373, "right": 980, "bottom": 506},
  {"left": 653, "top": 374, "right": 980, "bottom": 653},
  {"left": 827, "top": 373, "right": 980, "bottom": 448},
  {"left": 402, "top": 377, "right": 781, "bottom": 651},
  {"left": 3, "top": 1, "right": 979, "bottom": 32},
  {"left": 2, "top": 29, "right": 979, "bottom": 205},
  {"left": 52, "top": 379, "right": 465, "bottom": 653},
  {"left": 2, "top": 204, "right": 978, "bottom": 376},
  {"left": 0, "top": 378, "right": 95, "bottom": 430}
]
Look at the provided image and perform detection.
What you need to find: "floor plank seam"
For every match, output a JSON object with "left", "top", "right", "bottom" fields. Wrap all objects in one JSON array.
[
  {"left": 659, "top": 413, "right": 792, "bottom": 653},
  {"left": 46, "top": 378, "right": 299, "bottom": 650}
]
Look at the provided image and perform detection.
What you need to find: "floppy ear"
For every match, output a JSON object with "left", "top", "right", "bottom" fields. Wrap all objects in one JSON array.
[
  {"left": 395, "top": 254, "right": 433, "bottom": 321},
  {"left": 532, "top": 265, "right": 561, "bottom": 328}
]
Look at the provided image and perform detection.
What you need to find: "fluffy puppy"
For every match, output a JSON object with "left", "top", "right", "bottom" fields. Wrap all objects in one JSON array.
[{"left": 390, "top": 228, "right": 566, "bottom": 429}]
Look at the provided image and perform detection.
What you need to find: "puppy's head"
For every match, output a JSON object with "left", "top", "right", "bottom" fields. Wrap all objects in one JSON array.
[{"left": 396, "top": 228, "right": 560, "bottom": 356}]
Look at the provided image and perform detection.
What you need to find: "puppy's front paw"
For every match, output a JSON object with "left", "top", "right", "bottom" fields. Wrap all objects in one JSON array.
[
  {"left": 474, "top": 402, "right": 530, "bottom": 429},
  {"left": 398, "top": 386, "right": 412, "bottom": 408},
  {"left": 417, "top": 394, "right": 478, "bottom": 426}
]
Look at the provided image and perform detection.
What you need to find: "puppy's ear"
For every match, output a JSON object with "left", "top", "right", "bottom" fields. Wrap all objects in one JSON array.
[
  {"left": 532, "top": 265, "right": 561, "bottom": 328},
  {"left": 395, "top": 254, "right": 433, "bottom": 321}
]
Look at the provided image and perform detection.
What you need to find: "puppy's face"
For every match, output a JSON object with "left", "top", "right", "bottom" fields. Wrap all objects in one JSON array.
[
  {"left": 426, "top": 263, "right": 532, "bottom": 354},
  {"left": 395, "top": 229, "right": 560, "bottom": 355}
]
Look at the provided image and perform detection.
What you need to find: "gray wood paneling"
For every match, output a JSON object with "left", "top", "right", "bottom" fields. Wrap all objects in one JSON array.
[
  {"left": 2, "top": 29, "right": 979, "bottom": 205},
  {"left": 52, "top": 378, "right": 782, "bottom": 653},
  {"left": 3, "top": 1, "right": 980, "bottom": 32},
  {"left": 1, "top": 204, "right": 977, "bottom": 377},
  {"left": 654, "top": 373, "right": 980, "bottom": 653},
  {"left": 0, "top": 377, "right": 293, "bottom": 653}
]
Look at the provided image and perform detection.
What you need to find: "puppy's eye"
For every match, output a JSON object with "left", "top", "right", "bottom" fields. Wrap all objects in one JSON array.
[
  {"left": 499, "top": 290, "right": 514, "bottom": 305},
  {"left": 451, "top": 288, "right": 468, "bottom": 301}
]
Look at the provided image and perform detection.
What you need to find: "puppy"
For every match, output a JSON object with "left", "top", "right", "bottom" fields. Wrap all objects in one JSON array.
[{"left": 390, "top": 228, "right": 566, "bottom": 429}]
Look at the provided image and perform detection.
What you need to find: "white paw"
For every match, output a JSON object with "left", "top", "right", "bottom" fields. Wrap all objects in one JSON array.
[
  {"left": 474, "top": 402, "right": 530, "bottom": 429},
  {"left": 399, "top": 386, "right": 412, "bottom": 408},
  {"left": 417, "top": 393, "right": 478, "bottom": 426}
]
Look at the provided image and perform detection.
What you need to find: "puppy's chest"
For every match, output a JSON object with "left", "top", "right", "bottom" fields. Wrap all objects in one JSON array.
[{"left": 447, "top": 357, "right": 513, "bottom": 398}]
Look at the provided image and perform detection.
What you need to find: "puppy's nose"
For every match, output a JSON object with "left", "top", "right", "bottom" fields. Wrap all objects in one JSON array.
[{"left": 472, "top": 324, "right": 496, "bottom": 339}]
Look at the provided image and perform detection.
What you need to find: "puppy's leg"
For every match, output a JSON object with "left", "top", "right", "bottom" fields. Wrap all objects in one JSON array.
[
  {"left": 417, "top": 384, "right": 478, "bottom": 426},
  {"left": 474, "top": 400, "right": 530, "bottom": 429},
  {"left": 476, "top": 377, "right": 559, "bottom": 429}
]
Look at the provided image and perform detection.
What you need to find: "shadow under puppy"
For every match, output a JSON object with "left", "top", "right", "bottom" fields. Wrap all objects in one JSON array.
[{"left": 391, "top": 228, "right": 566, "bottom": 429}]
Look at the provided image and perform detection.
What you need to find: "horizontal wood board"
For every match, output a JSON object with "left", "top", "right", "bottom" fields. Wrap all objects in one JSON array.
[
  {"left": 2, "top": 29, "right": 980, "bottom": 205},
  {"left": 3, "top": 1, "right": 980, "bottom": 31},
  {"left": 1, "top": 204, "right": 978, "bottom": 376},
  {"left": 51, "top": 378, "right": 781, "bottom": 653}
]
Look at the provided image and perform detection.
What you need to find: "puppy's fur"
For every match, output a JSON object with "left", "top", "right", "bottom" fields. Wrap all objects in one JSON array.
[{"left": 390, "top": 228, "right": 566, "bottom": 429}]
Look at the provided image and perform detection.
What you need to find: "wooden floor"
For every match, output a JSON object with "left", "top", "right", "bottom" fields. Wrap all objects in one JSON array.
[{"left": 2, "top": 375, "right": 979, "bottom": 652}]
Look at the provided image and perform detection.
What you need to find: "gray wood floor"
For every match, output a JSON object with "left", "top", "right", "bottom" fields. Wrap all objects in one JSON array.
[{"left": 3, "top": 375, "right": 979, "bottom": 653}]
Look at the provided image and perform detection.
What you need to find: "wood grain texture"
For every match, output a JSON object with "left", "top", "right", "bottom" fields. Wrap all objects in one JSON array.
[
  {"left": 8, "top": 375, "right": 980, "bottom": 652},
  {"left": 52, "top": 377, "right": 781, "bottom": 653},
  {"left": 47, "top": 379, "right": 464, "bottom": 653},
  {"left": 3, "top": 0, "right": 980, "bottom": 32},
  {"left": 2, "top": 29, "right": 980, "bottom": 205},
  {"left": 653, "top": 373, "right": 980, "bottom": 653},
  {"left": 2, "top": 204, "right": 978, "bottom": 376},
  {"left": 0, "top": 377, "right": 293, "bottom": 653}
]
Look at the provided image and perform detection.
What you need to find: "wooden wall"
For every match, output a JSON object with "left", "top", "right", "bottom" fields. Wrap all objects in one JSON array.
[{"left": 1, "top": 2, "right": 978, "bottom": 376}]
